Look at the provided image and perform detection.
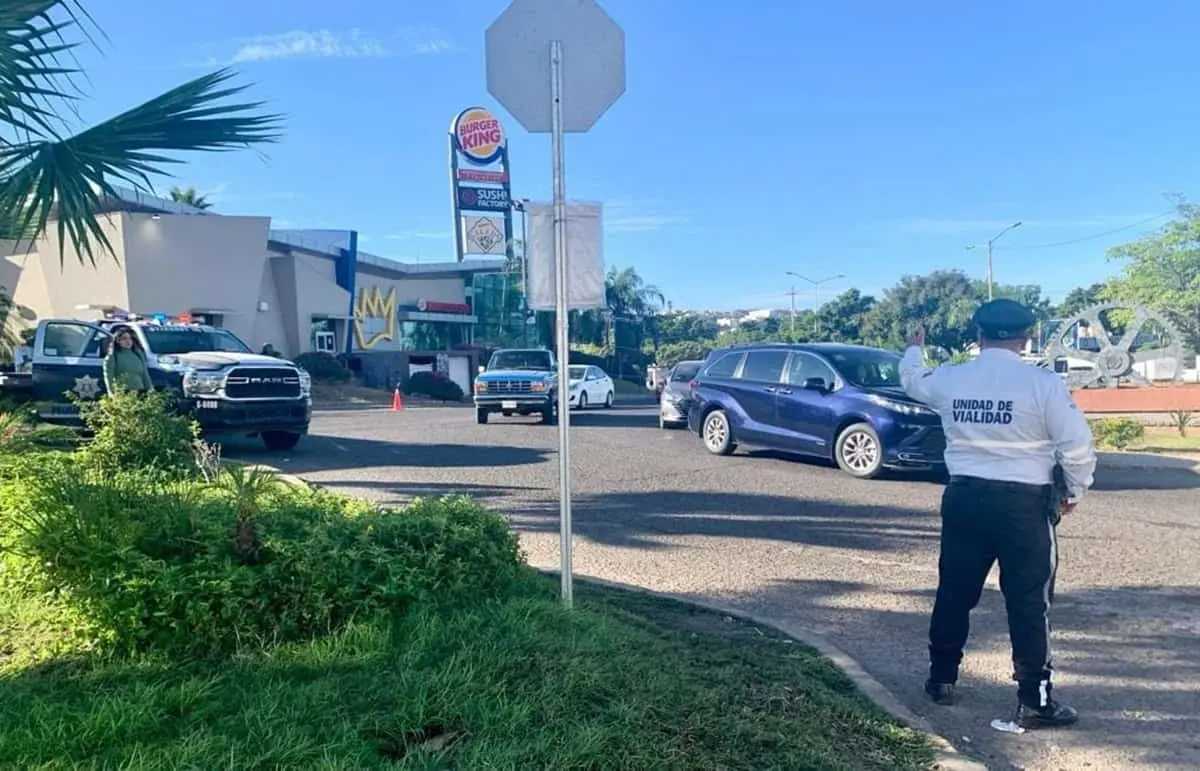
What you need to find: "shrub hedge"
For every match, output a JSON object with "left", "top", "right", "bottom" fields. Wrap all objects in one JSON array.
[
  {"left": 0, "top": 395, "right": 526, "bottom": 661},
  {"left": 405, "top": 370, "right": 465, "bottom": 402},
  {"left": 294, "top": 351, "right": 352, "bottom": 383},
  {"left": 1089, "top": 416, "right": 1145, "bottom": 450}
]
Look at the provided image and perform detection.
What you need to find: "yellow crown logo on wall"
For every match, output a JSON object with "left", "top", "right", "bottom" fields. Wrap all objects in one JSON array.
[{"left": 353, "top": 285, "right": 396, "bottom": 349}]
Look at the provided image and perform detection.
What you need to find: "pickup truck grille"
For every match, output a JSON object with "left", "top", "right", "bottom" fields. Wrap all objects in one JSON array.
[
  {"left": 224, "top": 367, "right": 302, "bottom": 399},
  {"left": 482, "top": 380, "right": 534, "bottom": 394}
]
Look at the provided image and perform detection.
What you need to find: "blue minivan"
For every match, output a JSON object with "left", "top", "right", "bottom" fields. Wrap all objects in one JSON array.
[{"left": 685, "top": 342, "right": 945, "bottom": 478}]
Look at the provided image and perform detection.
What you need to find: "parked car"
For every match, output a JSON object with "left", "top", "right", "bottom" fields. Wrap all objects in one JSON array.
[
  {"left": 567, "top": 365, "right": 615, "bottom": 409},
  {"left": 659, "top": 359, "right": 703, "bottom": 429},
  {"left": 685, "top": 343, "right": 945, "bottom": 479}
]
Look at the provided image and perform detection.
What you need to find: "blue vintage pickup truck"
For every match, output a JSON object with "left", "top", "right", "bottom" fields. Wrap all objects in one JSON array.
[{"left": 473, "top": 348, "right": 558, "bottom": 425}]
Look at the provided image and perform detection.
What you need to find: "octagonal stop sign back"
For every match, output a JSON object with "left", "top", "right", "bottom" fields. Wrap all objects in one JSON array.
[{"left": 485, "top": 0, "right": 627, "bottom": 134}]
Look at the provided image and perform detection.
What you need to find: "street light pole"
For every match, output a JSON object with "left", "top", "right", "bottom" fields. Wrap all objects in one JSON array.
[
  {"left": 967, "top": 221, "right": 1022, "bottom": 301},
  {"left": 788, "top": 285, "right": 797, "bottom": 337},
  {"left": 786, "top": 272, "right": 844, "bottom": 338}
]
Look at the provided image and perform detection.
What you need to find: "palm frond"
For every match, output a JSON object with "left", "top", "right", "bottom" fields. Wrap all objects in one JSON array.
[
  {"left": 0, "top": 1, "right": 92, "bottom": 138},
  {"left": 0, "top": 69, "right": 283, "bottom": 265}
]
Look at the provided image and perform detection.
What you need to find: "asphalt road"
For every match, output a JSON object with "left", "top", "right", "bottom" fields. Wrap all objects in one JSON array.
[{"left": 224, "top": 401, "right": 1200, "bottom": 771}]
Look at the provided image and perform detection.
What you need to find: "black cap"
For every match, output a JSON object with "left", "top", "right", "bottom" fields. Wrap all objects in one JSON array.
[{"left": 972, "top": 298, "right": 1036, "bottom": 340}]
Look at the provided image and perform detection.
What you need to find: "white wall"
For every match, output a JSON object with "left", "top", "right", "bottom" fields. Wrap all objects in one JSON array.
[{"left": 122, "top": 212, "right": 272, "bottom": 344}]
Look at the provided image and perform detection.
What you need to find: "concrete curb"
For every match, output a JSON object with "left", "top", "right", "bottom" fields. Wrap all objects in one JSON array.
[
  {"left": 232, "top": 464, "right": 983, "bottom": 770},
  {"left": 1098, "top": 450, "right": 1200, "bottom": 473},
  {"left": 548, "top": 571, "right": 988, "bottom": 771}
]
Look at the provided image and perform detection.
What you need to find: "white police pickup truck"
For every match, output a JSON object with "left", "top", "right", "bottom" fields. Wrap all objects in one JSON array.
[{"left": 22, "top": 313, "right": 311, "bottom": 451}]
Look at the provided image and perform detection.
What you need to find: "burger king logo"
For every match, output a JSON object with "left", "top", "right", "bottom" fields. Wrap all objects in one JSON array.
[{"left": 452, "top": 107, "right": 506, "bottom": 166}]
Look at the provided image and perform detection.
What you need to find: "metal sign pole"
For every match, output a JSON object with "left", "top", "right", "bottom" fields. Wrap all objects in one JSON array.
[
  {"left": 550, "top": 39, "right": 573, "bottom": 608},
  {"left": 485, "top": 0, "right": 627, "bottom": 610}
]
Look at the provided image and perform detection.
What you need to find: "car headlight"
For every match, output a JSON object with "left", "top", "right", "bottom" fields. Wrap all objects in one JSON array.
[
  {"left": 866, "top": 393, "right": 937, "bottom": 417},
  {"left": 474, "top": 381, "right": 488, "bottom": 393},
  {"left": 298, "top": 369, "right": 312, "bottom": 397},
  {"left": 183, "top": 369, "right": 223, "bottom": 395},
  {"left": 531, "top": 381, "right": 547, "bottom": 392},
  {"left": 156, "top": 354, "right": 188, "bottom": 372}
]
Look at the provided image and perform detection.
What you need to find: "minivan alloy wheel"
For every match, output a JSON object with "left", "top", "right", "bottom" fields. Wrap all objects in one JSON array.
[
  {"left": 840, "top": 430, "right": 879, "bottom": 473},
  {"left": 703, "top": 411, "right": 734, "bottom": 455}
]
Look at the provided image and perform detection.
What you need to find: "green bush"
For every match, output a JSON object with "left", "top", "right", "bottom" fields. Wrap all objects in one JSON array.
[
  {"left": 1089, "top": 417, "right": 1145, "bottom": 450},
  {"left": 77, "top": 389, "right": 198, "bottom": 476},
  {"left": 0, "top": 458, "right": 525, "bottom": 658},
  {"left": 294, "top": 352, "right": 351, "bottom": 383},
  {"left": 655, "top": 340, "right": 714, "bottom": 369},
  {"left": 405, "top": 370, "right": 465, "bottom": 402}
]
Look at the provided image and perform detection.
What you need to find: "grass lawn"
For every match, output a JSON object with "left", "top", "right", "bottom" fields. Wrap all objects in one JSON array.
[
  {"left": 1131, "top": 426, "right": 1200, "bottom": 453},
  {"left": 0, "top": 576, "right": 934, "bottom": 770}
]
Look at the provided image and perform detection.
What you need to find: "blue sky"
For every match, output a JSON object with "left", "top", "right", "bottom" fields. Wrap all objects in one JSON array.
[{"left": 75, "top": 0, "right": 1200, "bottom": 310}]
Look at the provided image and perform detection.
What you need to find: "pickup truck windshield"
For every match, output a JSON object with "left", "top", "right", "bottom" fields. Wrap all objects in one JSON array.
[
  {"left": 143, "top": 328, "right": 252, "bottom": 355},
  {"left": 489, "top": 350, "right": 553, "bottom": 371}
]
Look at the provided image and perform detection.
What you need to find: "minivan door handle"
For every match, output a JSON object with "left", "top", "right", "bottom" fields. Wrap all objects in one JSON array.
[
  {"left": 777, "top": 388, "right": 793, "bottom": 395},
  {"left": 762, "top": 386, "right": 777, "bottom": 393}
]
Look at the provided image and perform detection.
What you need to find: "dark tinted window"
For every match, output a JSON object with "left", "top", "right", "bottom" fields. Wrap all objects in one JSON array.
[
  {"left": 825, "top": 349, "right": 902, "bottom": 387},
  {"left": 703, "top": 352, "right": 742, "bottom": 378},
  {"left": 785, "top": 352, "right": 838, "bottom": 385},
  {"left": 143, "top": 328, "right": 251, "bottom": 355},
  {"left": 670, "top": 362, "right": 701, "bottom": 382},
  {"left": 739, "top": 350, "right": 789, "bottom": 383},
  {"left": 489, "top": 350, "right": 553, "bottom": 370}
]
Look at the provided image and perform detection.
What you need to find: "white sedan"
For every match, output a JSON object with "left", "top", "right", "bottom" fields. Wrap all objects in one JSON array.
[{"left": 567, "top": 365, "right": 615, "bottom": 409}]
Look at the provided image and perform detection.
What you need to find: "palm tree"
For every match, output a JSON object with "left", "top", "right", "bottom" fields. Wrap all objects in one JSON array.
[
  {"left": 0, "top": 286, "right": 18, "bottom": 351},
  {"left": 169, "top": 185, "right": 213, "bottom": 210},
  {"left": 605, "top": 266, "right": 664, "bottom": 318},
  {"left": 0, "top": 2, "right": 281, "bottom": 266}
]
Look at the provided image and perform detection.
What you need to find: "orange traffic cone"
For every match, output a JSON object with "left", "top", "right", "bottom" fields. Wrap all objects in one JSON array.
[{"left": 392, "top": 387, "right": 403, "bottom": 412}]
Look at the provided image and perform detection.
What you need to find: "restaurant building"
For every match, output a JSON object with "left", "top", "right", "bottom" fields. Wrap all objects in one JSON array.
[{"left": 0, "top": 186, "right": 502, "bottom": 394}]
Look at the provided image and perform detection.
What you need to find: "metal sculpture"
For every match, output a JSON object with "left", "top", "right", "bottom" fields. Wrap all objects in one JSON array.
[{"left": 1041, "top": 302, "right": 1184, "bottom": 389}]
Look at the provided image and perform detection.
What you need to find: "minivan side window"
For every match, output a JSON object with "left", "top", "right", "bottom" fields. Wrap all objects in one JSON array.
[
  {"left": 740, "top": 350, "right": 789, "bottom": 383},
  {"left": 703, "top": 352, "right": 743, "bottom": 378},
  {"left": 785, "top": 351, "right": 838, "bottom": 386}
]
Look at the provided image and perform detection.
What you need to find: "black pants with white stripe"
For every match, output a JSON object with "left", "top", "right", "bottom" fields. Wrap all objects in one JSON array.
[{"left": 929, "top": 475, "right": 1058, "bottom": 704}]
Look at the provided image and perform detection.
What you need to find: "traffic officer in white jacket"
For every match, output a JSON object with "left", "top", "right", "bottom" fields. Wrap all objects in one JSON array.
[{"left": 899, "top": 298, "right": 1097, "bottom": 730}]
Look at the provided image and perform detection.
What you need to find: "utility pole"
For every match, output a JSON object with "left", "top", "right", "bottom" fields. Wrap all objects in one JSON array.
[
  {"left": 787, "top": 285, "right": 798, "bottom": 337},
  {"left": 966, "top": 221, "right": 1022, "bottom": 301},
  {"left": 785, "top": 272, "right": 844, "bottom": 339}
]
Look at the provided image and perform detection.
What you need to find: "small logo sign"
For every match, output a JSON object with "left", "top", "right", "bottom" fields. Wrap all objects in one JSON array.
[
  {"left": 452, "top": 107, "right": 506, "bottom": 166},
  {"left": 73, "top": 374, "right": 101, "bottom": 399},
  {"left": 457, "top": 168, "right": 509, "bottom": 183},
  {"left": 462, "top": 216, "right": 506, "bottom": 255},
  {"left": 457, "top": 185, "right": 510, "bottom": 212},
  {"left": 353, "top": 285, "right": 397, "bottom": 350}
]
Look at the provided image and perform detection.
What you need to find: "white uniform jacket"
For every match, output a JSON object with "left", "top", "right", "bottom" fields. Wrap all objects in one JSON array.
[{"left": 899, "top": 346, "right": 1097, "bottom": 501}]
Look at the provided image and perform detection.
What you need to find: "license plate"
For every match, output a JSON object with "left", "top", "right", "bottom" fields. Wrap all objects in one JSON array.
[{"left": 501, "top": 400, "right": 517, "bottom": 409}]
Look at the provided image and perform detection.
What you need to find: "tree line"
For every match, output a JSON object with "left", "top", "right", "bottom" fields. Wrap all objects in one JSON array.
[{"left": 595, "top": 202, "right": 1200, "bottom": 372}]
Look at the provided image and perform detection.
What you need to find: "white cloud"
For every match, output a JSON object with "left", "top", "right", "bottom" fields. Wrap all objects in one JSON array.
[
  {"left": 601, "top": 200, "right": 688, "bottom": 233},
  {"left": 213, "top": 29, "right": 389, "bottom": 65},
  {"left": 605, "top": 214, "right": 688, "bottom": 233},
  {"left": 399, "top": 26, "right": 456, "bottom": 54}
]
